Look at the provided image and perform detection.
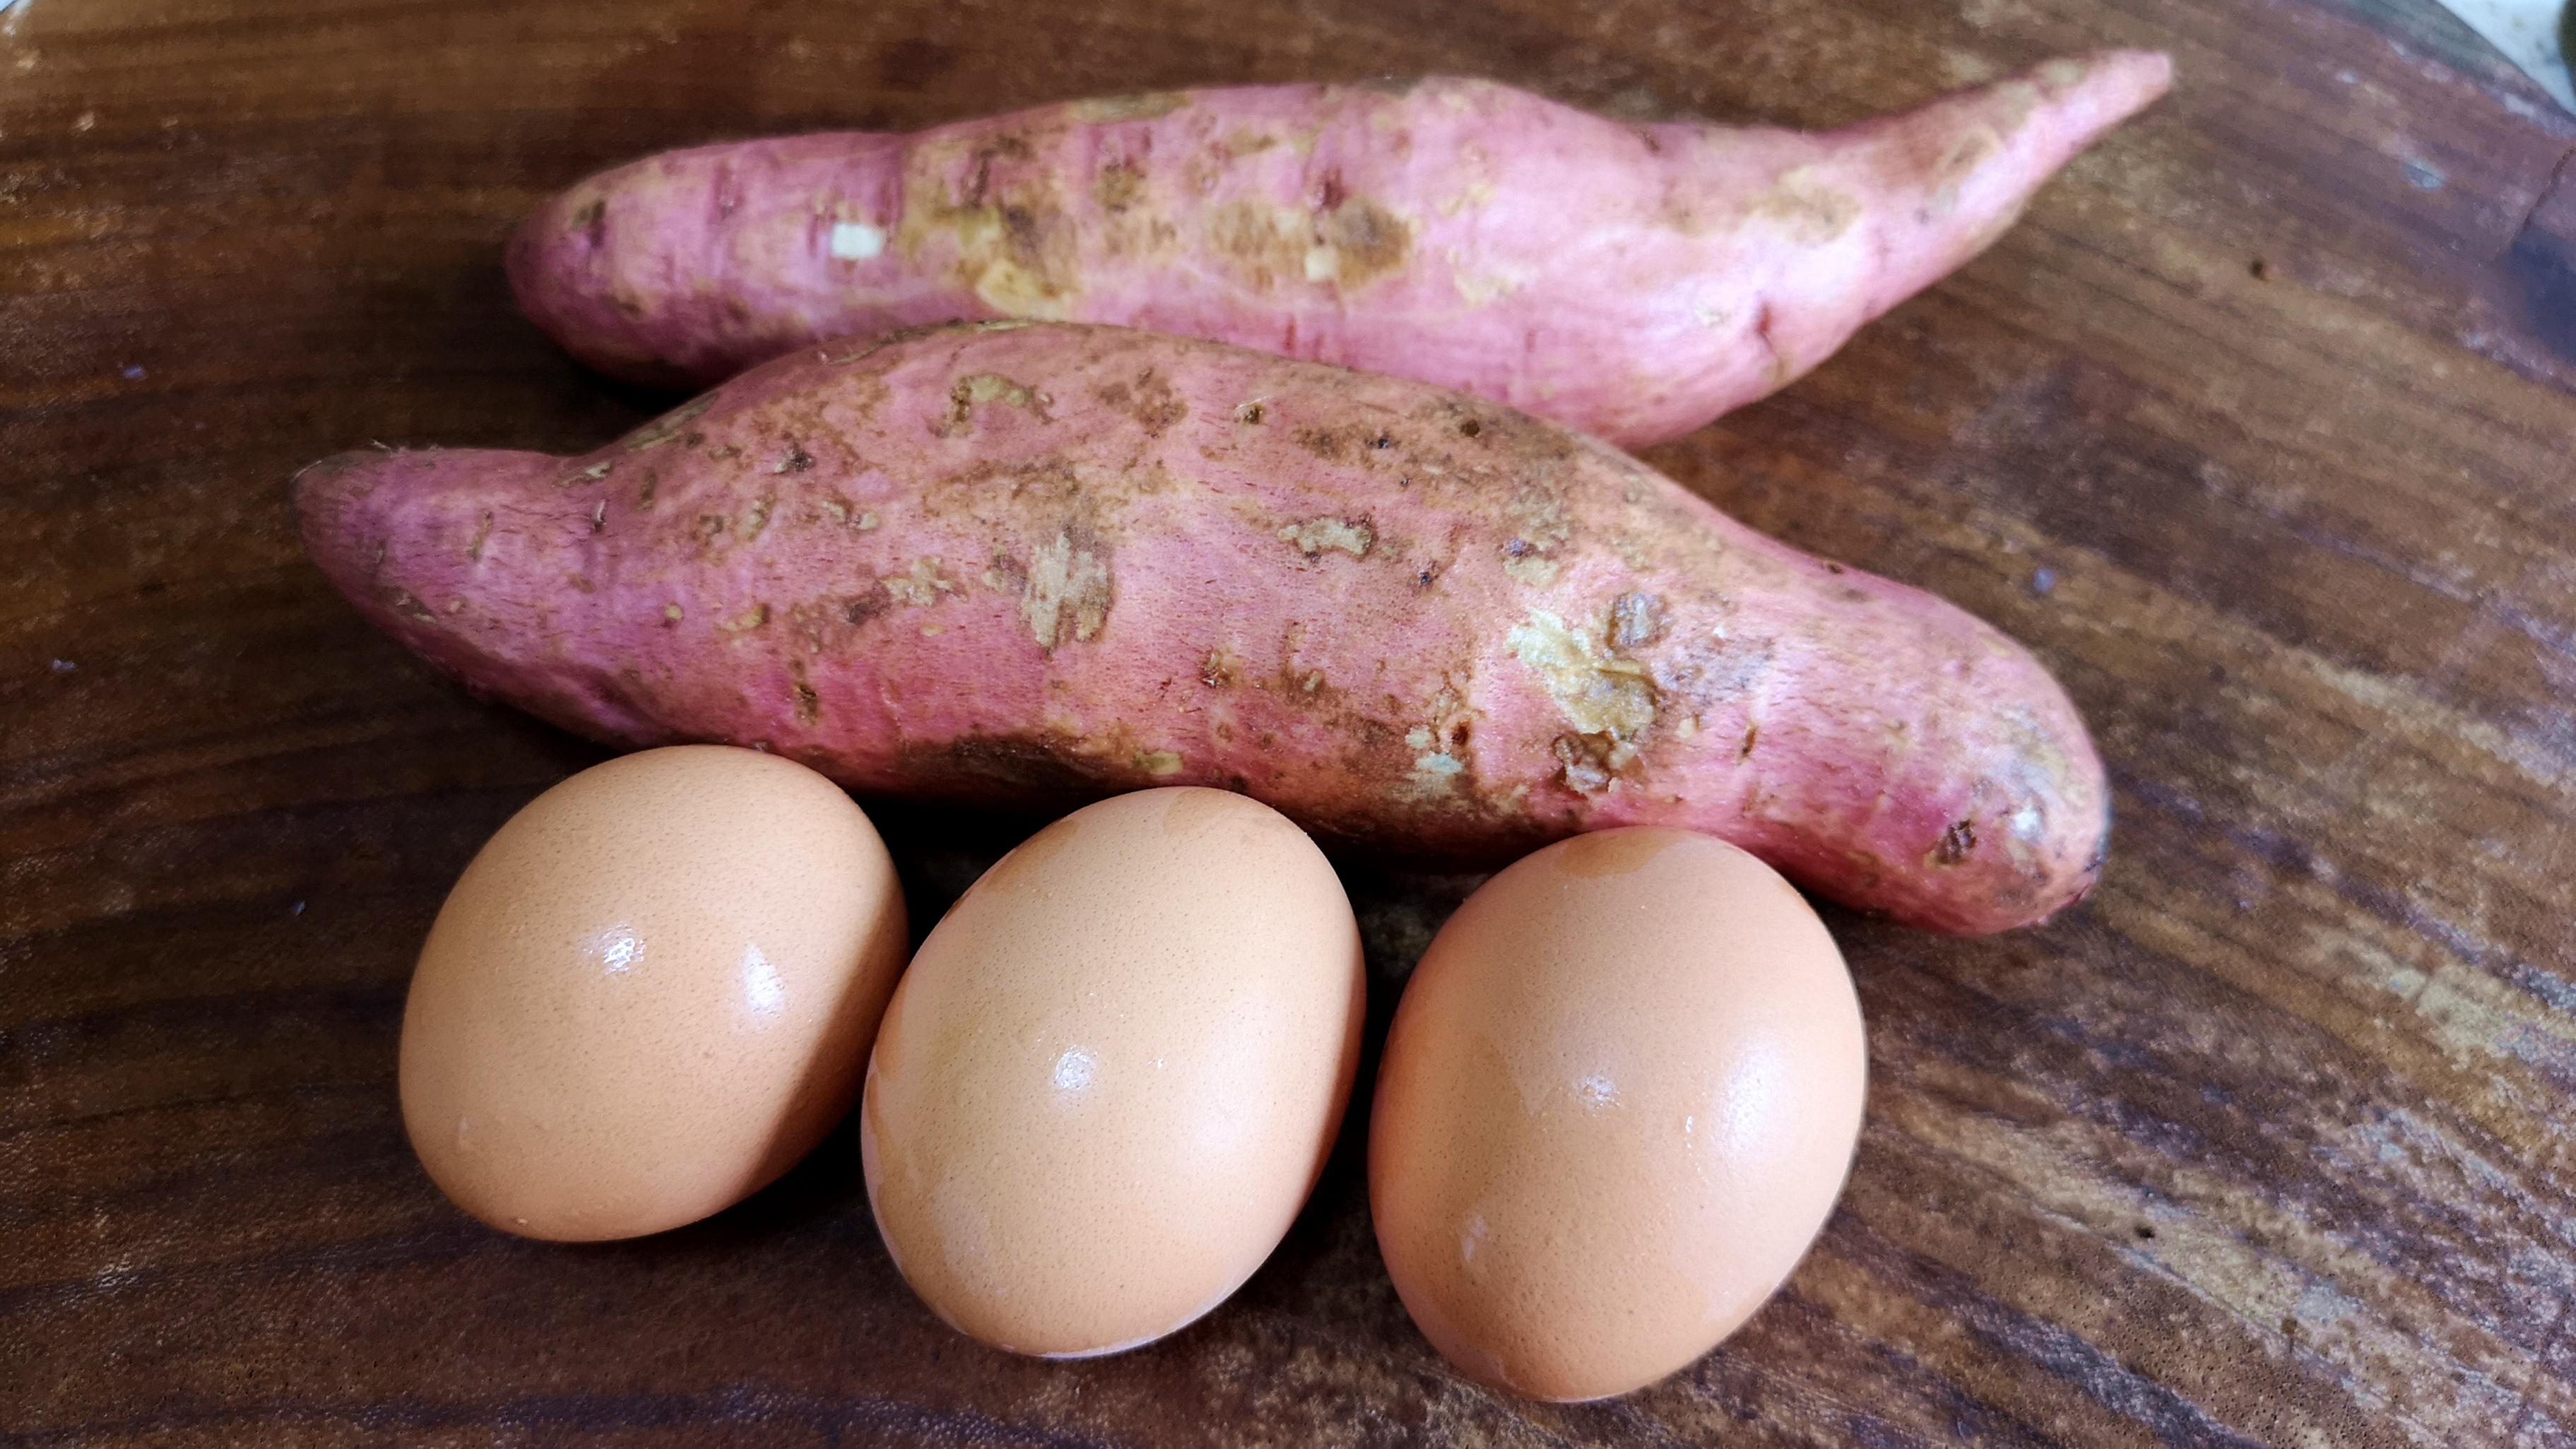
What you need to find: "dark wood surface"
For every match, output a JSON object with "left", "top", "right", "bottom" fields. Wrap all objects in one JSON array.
[{"left": 8, "top": 1, "right": 2576, "bottom": 1443}]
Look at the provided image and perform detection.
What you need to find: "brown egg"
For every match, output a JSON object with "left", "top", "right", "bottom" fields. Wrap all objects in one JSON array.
[
  {"left": 1369, "top": 827, "right": 1867, "bottom": 1400},
  {"left": 399, "top": 745, "right": 908, "bottom": 1241},
  {"left": 861, "top": 787, "right": 1364, "bottom": 1357}
]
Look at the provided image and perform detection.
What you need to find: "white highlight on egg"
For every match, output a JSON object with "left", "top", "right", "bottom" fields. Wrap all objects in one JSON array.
[
  {"left": 828, "top": 221, "right": 887, "bottom": 260},
  {"left": 740, "top": 942, "right": 787, "bottom": 1019},
  {"left": 1713, "top": 1036, "right": 1791, "bottom": 1158},
  {"left": 596, "top": 926, "right": 642, "bottom": 976},
  {"left": 1051, "top": 1047, "right": 1098, "bottom": 1093},
  {"left": 1576, "top": 1070, "right": 1620, "bottom": 1111}
]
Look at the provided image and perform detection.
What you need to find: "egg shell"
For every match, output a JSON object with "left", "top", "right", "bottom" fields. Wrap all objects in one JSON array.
[
  {"left": 861, "top": 786, "right": 1366, "bottom": 1358},
  {"left": 399, "top": 745, "right": 909, "bottom": 1241},
  {"left": 1369, "top": 827, "right": 1867, "bottom": 1401}
]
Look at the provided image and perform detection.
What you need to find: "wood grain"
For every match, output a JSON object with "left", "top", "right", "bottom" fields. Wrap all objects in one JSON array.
[{"left": 5, "top": 0, "right": 2575, "bottom": 1443}]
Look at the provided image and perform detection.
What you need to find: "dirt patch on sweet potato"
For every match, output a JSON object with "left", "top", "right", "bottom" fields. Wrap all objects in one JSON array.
[
  {"left": 1316, "top": 199, "right": 1412, "bottom": 287},
  {"left": 1207, "top": 201, "right": 1312, "bottom": 293},
  {"left": 1278, "top": 516, "right": 1376, "bottom": 559},
  {"left": 938, "top": 372, "right": 1051, "bottom": 436},
  {"left": 1019, "top": 524, "right": 1113, "bottom": 651},
  {"left": 1205, "top": 195, "right": 1413, "bottom": 294},
  {"left": 898, "top": 135, "right": 1083, "bottom": 316},
  {"left": 1609, "top": 591, "right": 1667, "bottom": 648},
  {"left": 1094, "top": 158, "right": 1146, "bottom": 212},
  {"left": 1751, "top": 167, "right": 1862, "bottom": 242},
  {"left": 1092, "top": 366, "right": 1188, "bottom": 434}
]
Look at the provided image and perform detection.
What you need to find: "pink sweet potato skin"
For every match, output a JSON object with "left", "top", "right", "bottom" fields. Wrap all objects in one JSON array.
[
  {"left": 507, "top": 54, "right": 2172, "bottom": 448},
  {"left": 295, "top": 322, "right": 2108, "bottom": 935}
]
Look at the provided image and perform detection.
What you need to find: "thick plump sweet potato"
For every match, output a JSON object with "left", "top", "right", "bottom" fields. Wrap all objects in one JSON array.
[
  {"left": 509, "top": 54, "right": 2171, "bottom": 447},
  {"left": 295, "top": 322, "right": 2108, "bottom": 934}
]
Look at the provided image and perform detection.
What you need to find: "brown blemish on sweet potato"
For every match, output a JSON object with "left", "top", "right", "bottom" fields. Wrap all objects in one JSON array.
[
  {"left": 841, "top": 590, "right": 890, "bottom": 627},
  {"left": 1316, "top": 199, "right": 1412, "bottom": 287},
  {"left": 883, "top": 557, "right": 958, "bottom": 607},
  {"left": 1203, "top": 194, "right": 1412, "bottom": 294},
  {"left": 464, "top": 511, "right": 493, "bottom": 563},
  {"left": 940, "top": 372, "right": 1051, "bottom": 435},
  {"left": 792, "top": 670, "right": 822, "bottom": 725},
  {"left": 1510, "top": 608, "right": 1658, "bottom": 791},
  {"left": 1653, "top": 630, "right": 1775, "bottom": 718},
  {"left": 1751, "top": 167, "right": 1862, "bottom": 242},
  {"left": 1927, "top": 127, "right": 2004, "bottom": 218},
  {"left": 1094, "top": 159, "right": 1145, "bottom": 213},
  {"left": 1552, "top": 732, "right": 1626, "bottom": 796},
  {"left": 1609, "top": 591, "right": 1665, "bottom": 648},
  {"left": 1932, "top": 817, "right": 1978, "bottom": 866},
  {"left": 1220, "top": 127, "right": 1279, "bottom": 158},
  {"left": 1500, "top": 536, "right": 1559, "bottom": 588},
  {"left": 1092, "top": 367, "right": 1186, "bottom": 434},
  {"left": 1020, "top": 526, "right": 1113, "bottom": 651},
  {"left": 1207, "top": 201, "right": 1310, "bottom": 293},
  {"left": 1278, "top": 516, "right": 1375, "bottom": 558},
  {"left": 897, "top": 139, "right": 1082, "bottom": 316},
  {"left": 1314, "top": 167, "right": 1349, "bottom": 213}
]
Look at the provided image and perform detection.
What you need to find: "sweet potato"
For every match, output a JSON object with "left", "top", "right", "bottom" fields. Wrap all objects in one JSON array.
[
  {"left": 294, "top": 321, "right": 2108, "bottom": 935},
  {"left": 508, "top": 54, "right": 2172, "bottom": 448}
]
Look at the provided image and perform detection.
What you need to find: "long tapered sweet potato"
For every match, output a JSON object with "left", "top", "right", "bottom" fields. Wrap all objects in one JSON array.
[
  {"left": 295, "top": 322, "right": 2108, "bottom": 935},
  {"left": 508, "top": 54, "right": 2171, "bottom": 448}
]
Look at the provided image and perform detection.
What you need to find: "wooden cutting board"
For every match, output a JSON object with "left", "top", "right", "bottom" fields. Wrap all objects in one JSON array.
[{"left": 6, "top": 1, "right": 2575, "bottom": 1443}]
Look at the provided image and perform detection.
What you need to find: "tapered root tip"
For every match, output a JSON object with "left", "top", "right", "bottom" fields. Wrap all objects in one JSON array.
[
  {"left": 2055, "top": 49, "right": 2176, "bottom": 128},
  {"left": 288, "top": 451, "right": 384, "bottom": 548}
]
